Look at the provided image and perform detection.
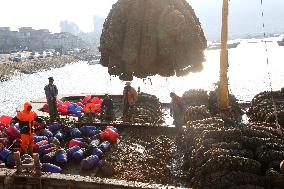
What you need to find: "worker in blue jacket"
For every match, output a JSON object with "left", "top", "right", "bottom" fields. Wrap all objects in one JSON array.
[{"left": 44, "top": 77, "right": 59, "bottom": 121}]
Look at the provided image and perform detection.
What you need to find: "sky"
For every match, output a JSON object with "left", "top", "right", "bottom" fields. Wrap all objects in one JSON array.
[
  {"left": 0, "top": 0, "right": 118, "bottom": 32},
  {"left": 0, "top": 0, "right": 205, "bottom": 33},
  {"left": 0, "top": 0, "right": 283, "bottom": 39}
]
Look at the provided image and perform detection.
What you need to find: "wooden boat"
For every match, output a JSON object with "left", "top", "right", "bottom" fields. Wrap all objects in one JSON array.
[
  {"left": 277, "top": 39, "right": 284, "bottom": 46},
  {"left": 20, "top": 93, "right": 172, "bottom": 127},
  {"left": 207, "top": 42, "right": 240, "bottom": 50}
]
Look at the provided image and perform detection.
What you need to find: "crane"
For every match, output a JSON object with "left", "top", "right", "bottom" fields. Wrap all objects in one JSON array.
[{"left": 219, "top": 0, "right": 229, "bottom": 115}]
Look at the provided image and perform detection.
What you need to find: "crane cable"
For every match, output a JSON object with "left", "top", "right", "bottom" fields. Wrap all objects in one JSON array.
[{"left": 260, "top": 0, "right": 281, "bottom": 132}]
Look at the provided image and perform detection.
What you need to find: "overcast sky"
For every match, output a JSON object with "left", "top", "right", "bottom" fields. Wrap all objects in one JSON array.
[
  {"left": 0, "top": 0, "right": 117, "bottom": 32},
  {"left": 0, "top": 0, "right": 283, "bottom": 39},
  {"left": 0, "top": 0, "right": 204, "bottom": 32}
]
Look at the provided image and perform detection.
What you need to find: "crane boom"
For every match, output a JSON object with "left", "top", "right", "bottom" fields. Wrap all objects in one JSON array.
[{"left": 219, "top": 0, "right": 229, "bottom": 113}]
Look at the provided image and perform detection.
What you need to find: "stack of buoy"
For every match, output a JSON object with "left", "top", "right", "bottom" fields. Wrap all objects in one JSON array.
[
  {"left": 33, "top": 123, "right": 119, "bottom": 173},
  {"left": 0, "top": 114, "right": 119, "bottom": 173},
  {"left": 41, "top": 95, "right": 103, "bottom": 117}
]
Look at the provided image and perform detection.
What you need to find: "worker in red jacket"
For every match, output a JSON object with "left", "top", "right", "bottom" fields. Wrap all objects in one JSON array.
[
  {"left": 170, "top": 92, "right": 187, "bottom": 129},
  {"left": 11, "top": 102, "right": 45, "bottom": 155}
]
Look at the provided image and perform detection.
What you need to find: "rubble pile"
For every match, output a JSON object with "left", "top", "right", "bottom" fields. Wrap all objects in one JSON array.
[
  {"left": 181, "top": 117, "right": 284, "bottom": 189},
  {"left": 0, "top": 62, "right": 16, "bottom": 81},
  {"left": 74, "top": 51, "right": 99, "bottom": 62},
  {"left": 0, "top": 51, "right": 98, "bottom": 82},
  {"left": 100, "top": 0, "right": 207, "bottom": 80},
  {"left": 247, "top": 91, "right": 284, "bottom": 127},
  {"left": 12, "top": 55, "right": 76, "bottom": 74},
  {"left": 124, "top": 92, "right": 165, "bottom": 124}
]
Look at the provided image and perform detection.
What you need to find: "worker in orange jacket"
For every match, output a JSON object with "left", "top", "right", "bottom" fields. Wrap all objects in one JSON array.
[
  {"left": 11, "top": 102, "right": 45, "bottom": 155},
  {"left": 123, "top": 82, "right": 138, "bottom": 119}
]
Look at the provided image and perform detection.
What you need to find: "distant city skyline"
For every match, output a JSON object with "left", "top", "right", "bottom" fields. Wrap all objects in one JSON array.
[
  {"left": 0, "top": 0, "right": 117, "bottom": 33},
  {"left": 0, "top": 0, "right": 283, "bottom": 40}
]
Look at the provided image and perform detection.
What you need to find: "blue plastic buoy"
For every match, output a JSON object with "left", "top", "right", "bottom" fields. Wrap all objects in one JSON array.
[
  {"left": 38, "top": 144, "right": 55, "bottom": 156},
  {"left": 80, "top": 126, "right": 97, "bottom": 136},
  {"left": 72, "top": 106, "right": 83, "bottom": 115},
  {"left": 55, "top": 150, "right": 67, "bottom": 166},
  {"left": 42, "top": 163, "right": 62, "bottom": 173},
  {"left": 71, "top": 128, "right": 81, "bottom": 138},
  {"left": 87, "top": 126, "right": 97, "bottom": 130},
  {"left": 81, "top": 155, "right": 100, "bottom": 171},
  {"left": 48, "top": 123, "right": 61, "bottom": 133},
  {"left": 67, "top": 103, "right": 77, "bottom": 111},
  {"left": 74, "top": 138, "right": 84, "bottom": 141},
  {"left": 40, "top": 129, "right": 53, "bottom": 138},
  {"left": 66, "top": 146, "right": 80, "bottom": 160},
  {"left": 72, "top": 149, "right": 84, "bottom": 162},
  {"left": 0, "top": 148, "right": 12, "bottom": 162},
  {"left": 54, "top": 132, "right": 64, "bottom": 141},
  {"left": 87, "top": 129, "right": 96, "bottom": 137},
  {"left": 99, "top": 141, "right": 110, "bottom": 152},
  {"left": 91, "top": 147, "right": 103, "bottom": 159},
  {"left": 90, "top": 139, "right": 100, "bottom": 147},
  {"left": 5, "top": 153, "right": 15, "bottom": 168},
  {"left": 34, "top": 136, "right": 48, "bottom": 143},
  {"left": 42, "top": 152, "right": 56, "bottom": 163}
]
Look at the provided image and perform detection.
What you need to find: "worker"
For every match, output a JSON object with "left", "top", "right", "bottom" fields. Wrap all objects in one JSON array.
[
  {"left": 100, "top": 94, "right": 114, "bottom": 121},
  {"left": 170, "top": 92, "right": 186, "bottom": 129},
  {"left": 123, "top": 82, "right": 138, "bottom": 119},
  {"left": 10, "top": 102, "right": 45, "bottom": 155},
  {"left": 44, "top": 77, "right": 59, "bottom": 122}
]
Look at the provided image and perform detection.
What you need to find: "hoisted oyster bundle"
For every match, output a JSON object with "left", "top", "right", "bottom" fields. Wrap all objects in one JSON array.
[
  {"left": 247, "top": 91, "right": 284, "bottom": 127},
  {"left": 100, "top": 0, "right": 207, "bottom": 80}
]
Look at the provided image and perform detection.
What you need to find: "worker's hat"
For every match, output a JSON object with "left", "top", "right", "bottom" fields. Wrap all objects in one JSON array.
[
  {"left": 125, "top": 82, "right": 131, "bottom": 86},
  {"left": 48, "top": 77, "right": 54, "bottom": 81}
]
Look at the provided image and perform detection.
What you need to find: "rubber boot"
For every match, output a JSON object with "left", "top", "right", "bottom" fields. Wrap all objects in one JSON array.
[
  {"left": 27, "top": 146, "right": 33, "bottom": 156},
  {"left": 21, "top": 149, "right": 28, "bottom": 155}
]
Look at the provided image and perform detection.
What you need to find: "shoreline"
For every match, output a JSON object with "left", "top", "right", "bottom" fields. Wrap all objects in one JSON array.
[{"left": 0, "top": 52, "right": 97, "bottom": 81}]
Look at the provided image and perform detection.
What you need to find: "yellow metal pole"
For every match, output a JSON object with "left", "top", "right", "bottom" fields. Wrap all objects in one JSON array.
[{"left": 219, "top": 0, "right": 229, "bottom": 113}]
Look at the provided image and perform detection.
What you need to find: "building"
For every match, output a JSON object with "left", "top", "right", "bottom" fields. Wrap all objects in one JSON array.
[{"left": 0, "top": 27, "right": 87, "bottom": 52}]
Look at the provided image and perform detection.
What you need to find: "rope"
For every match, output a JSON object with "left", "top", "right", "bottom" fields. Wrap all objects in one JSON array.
[{"left": 260, "top": 0, "right": 281, "bottom": 131}]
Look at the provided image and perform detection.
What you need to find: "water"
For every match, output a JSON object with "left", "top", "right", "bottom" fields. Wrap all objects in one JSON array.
[{"left": 0, "top": 36, "right": 284, "bottom": 116}]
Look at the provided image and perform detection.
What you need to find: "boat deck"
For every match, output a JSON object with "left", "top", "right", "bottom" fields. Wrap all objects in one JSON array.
[{"left": 17, "top": 94, "right": 174, "bottom": 126}]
